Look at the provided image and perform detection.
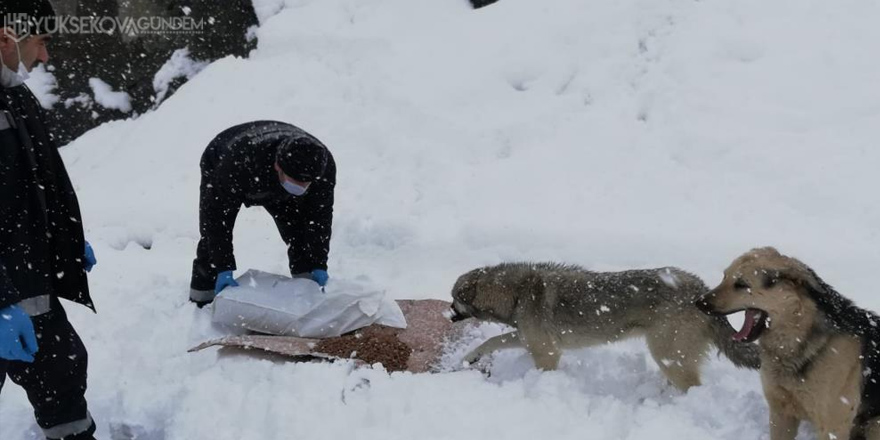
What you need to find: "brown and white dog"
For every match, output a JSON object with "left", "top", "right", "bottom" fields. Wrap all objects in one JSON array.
[{"left": 697, "top": 247, "right": 880, "bottom": 440}]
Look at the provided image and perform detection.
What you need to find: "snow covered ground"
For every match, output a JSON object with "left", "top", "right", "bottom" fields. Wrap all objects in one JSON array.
[{"left": 3, "top": 0, "right": 880, "bottom": 438}]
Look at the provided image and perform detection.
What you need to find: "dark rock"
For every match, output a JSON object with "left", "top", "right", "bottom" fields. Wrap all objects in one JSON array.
[
  {"left": 470, "top": 0, "right": 501, "bottom": 9},
  {"left": 44, "top": 0, "right": 258, "bottom": 145}
]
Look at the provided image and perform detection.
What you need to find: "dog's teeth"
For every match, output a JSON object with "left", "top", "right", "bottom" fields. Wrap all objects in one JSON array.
[{"left": 727, "top": 311, "right": 746, "bottom": 330}]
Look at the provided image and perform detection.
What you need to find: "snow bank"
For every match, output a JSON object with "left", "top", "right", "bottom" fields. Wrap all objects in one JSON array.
[
  {"left": 3, "top": 0, "right": 879, "bottom": 439},
  {"left": 88, "top": 78, "right": 133, "bottom": 113}
]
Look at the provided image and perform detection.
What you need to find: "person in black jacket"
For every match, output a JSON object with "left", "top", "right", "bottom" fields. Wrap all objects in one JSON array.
[
  {"left": 190, "top": 120, "right": 336, "bottom": 304},
  {"left": 0, "top": 2, "right": 98, "bottom": 440}
]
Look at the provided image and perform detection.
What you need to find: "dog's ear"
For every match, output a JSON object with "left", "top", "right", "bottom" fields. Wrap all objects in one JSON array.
[
  {"left": 778, "top": 258, "right": 862, "bottom": 332},
  {"left": 469, "top": 274, "right": 520, "bottom": 321},
  {"left": 777, "top": 260, "right": 828, "bottom": 297}
]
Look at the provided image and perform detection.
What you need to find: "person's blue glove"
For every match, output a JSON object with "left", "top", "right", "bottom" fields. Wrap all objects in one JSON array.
[
  {"left": 310, "top": 269, "right": 329, "bottom": 287},
  {"left": 215, "top": 270, "right": 239, "bottom": 294},
  {"left": 0, "top": 305, "right": 38, "bottom": 363},
  {"left": 84, "top": 241, "right": 97, "bottom": 272}
]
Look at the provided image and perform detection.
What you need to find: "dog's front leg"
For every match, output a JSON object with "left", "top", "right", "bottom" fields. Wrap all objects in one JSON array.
[
  {"left": 818, "top": 426, "right": 852, "bottom": 440},
  {"left": 517, "top": 324, "right": 562, "bottom": 371},
  {"left": 768, "top": 406, "right": 799, "bottom": 440},
  {"left": 817, "top": 403, "right": 857, "bottom": 440},
  {"left": 463, "top": 332, "right": 522, "bottom": 365}
]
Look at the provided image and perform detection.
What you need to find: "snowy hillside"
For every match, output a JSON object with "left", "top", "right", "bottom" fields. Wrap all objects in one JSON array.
[{"left": 3, "top": 0, "right": 880, "bottom": 439}]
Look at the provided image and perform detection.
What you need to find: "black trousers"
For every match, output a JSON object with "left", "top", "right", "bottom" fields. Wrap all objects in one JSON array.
[
  {"left": 191, "top": 200, "right": 311, "bottom": 292},
  {"left": 0, "top": 300, "right": 94, "bottom": 439}
]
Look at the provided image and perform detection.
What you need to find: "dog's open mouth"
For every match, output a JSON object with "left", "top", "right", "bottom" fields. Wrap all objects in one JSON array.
[
  {"left": 730, "top": 308, "right": 768, "bottom": 343},
  {"left": 445, "top": 307, "right": 468, "bottom": 322}
]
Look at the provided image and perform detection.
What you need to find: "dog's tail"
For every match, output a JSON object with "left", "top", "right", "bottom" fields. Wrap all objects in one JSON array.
[{"left": 707, "top": 315, "right": 761, "bottom": 369}]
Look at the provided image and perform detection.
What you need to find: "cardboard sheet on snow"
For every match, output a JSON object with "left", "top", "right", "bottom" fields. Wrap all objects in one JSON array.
[
  {"left": 212, "top": 270, "right": 406, "bottom": 338},
  {"left": 191, "top": 300, "right": 470, "bottom": 373}
]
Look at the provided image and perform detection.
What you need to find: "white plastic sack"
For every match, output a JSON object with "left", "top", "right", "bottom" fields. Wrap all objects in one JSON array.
[{"left": 212, "top": 269, "right": 407, "bottom": 338}]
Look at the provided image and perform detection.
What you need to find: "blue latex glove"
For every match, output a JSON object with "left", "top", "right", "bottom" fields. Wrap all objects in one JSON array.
[
  {"left": 84, "top": 241, "right": 97, "bottom": 272},
  {"left": 0, "top": 305, "right": 38, "bottom": 363},
  {"left": 214, "top": 270, "right": 239, "bottom": 294},
  {"left": 310, "top": 269, "right": 329, "bottom": 287}
]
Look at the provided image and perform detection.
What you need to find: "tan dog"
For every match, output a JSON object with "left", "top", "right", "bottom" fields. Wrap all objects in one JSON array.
[
  {"left": 697, "top": 247, "right": 880, "bottom": 440},
  {"left": 449, "top": 262, "right": 760, "bottom": 392}
]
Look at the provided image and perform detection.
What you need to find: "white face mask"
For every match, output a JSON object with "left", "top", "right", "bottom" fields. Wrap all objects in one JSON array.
[
  {"left": 0, "top": 40, "right": 29, "bottom": 88},
  {"left": 282, "top": 180, "right": 309, "bottom": 196}
]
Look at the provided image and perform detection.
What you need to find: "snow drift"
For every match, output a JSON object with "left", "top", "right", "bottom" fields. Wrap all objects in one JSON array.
[{"left": 3, "top": 0, "right": 879, "bottom": 439}]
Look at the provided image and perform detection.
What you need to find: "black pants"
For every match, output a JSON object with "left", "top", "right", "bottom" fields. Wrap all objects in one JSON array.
[
  {"left": 0, "top": 300, "right": 94, "bottom": 439},
  {"left": 190, "top": 199, "right": 310, "bottom": 292},
  {"left": 190, "top": 136, "right": 315, "bottom": 294}
]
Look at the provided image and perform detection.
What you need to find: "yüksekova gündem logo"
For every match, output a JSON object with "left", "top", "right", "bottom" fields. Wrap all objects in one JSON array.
[{"left": 3, "top": 13, "right": 205, "bottom": 41}]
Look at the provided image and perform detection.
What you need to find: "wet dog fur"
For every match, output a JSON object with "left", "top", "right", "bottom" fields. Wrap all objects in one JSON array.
[
  {"left": 697, "top": 247, "right": 880, "bottom": 440},
  {"left": 450, "top": 262, "right": 760, "bottom": 392}
]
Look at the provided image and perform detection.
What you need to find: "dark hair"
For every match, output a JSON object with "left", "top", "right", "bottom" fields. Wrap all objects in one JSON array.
[
  {"left": 0, "top": 0, "right": 57, "bottom": 38},
  {"left": 276, "top": 136, "right": 328, "bottom": 182}
]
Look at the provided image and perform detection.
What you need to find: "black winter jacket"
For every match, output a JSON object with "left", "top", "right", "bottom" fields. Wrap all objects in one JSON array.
[
  {"left": 0, "top": 83, "right": 92, "bottom": 311},
  {"left": 199, "top": 121, "right": 335, "bottom": 274}
]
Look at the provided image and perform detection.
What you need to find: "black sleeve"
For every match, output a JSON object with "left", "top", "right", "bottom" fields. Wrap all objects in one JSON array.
[
  {"left": 0, "top": 116, "right": 22, "bottom": 309},
  {"left": 274, "top": 155, "right": 335, "bottom": 274},
  {"left": 199, "top": 151, "right": 246, "bottom": 273},
  {"left": 299, "top": 159, "right": 335, "bottom": 271},
  {"left": 0, "top": 261, "right": 21, "bottom": 310}
]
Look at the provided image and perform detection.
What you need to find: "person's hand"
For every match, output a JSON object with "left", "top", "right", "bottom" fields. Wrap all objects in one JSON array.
[
  {"left": 310, "top": 269, "right": 329, "bottom": 287},
  {"left": 0, "top": 305, "right": 38, "bottom": 363},
  {"left": 84, "top": 241, "right": 97, "bottom": 272},
  {"left": 214, "top": 270, "right": 239, "bottom": 294}
]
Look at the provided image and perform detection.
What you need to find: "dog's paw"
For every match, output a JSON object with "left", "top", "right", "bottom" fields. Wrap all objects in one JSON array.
[
  {"left": 463, "top": 350, "right": 483, "bottom": 366},
  {"left": 458, "top": 351, "right": 494, "bottom": 377}
]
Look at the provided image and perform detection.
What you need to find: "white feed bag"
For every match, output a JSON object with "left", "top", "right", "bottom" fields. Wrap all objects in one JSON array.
[{"left": 212, "top": 269, "right": 407, "bottom": 338}]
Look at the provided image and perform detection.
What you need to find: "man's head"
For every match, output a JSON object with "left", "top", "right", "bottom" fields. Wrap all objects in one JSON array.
[
  {"left": 0, "top": 0, "right": 56, "bottom": 72},
  {"left": 0, "top": 32, "right": 51, "bottom": 72},
  {"left": 274, "top": 136, "right": 329, "bottom": 196}
]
